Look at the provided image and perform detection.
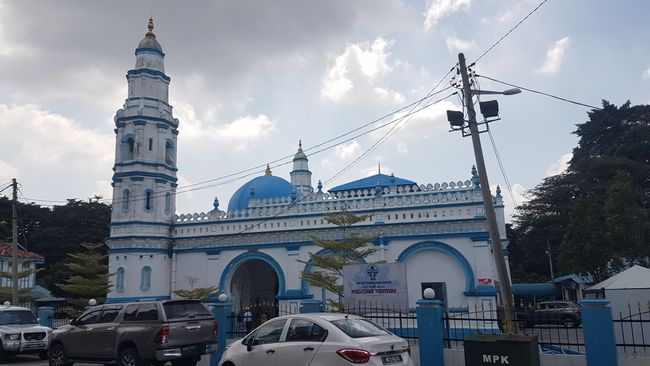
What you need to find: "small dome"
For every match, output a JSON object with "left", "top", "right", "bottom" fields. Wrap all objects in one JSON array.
[
  {"left": 137, "top": 17, "right": 163, "bottom": 52},
  {"left": 227, "top": 174, "right": 297, "bottom": 211},
  {"left": 293, "top": 140, "right": 307, "bottom": 160}
]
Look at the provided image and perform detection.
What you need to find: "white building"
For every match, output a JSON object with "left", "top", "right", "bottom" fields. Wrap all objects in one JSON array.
[{"left": 106, "top": 19, "right": 509, "bottom": 312}]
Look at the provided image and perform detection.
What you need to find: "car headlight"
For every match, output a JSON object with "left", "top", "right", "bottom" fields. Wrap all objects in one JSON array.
[{"left": 5, "top": 333, "right": 20, "bottom": 340}]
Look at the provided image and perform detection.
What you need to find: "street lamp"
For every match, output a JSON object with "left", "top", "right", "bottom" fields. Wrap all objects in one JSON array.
[{"left": 447, "top": 53, "right": 521, "bottom": 334}]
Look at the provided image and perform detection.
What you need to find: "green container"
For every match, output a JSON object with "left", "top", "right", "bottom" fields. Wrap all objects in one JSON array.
[{"left": 464, "top": 333, "right": 540, "bottom": 366}]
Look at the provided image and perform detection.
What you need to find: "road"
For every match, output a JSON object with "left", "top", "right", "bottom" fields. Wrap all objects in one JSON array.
[{"left": 0, "top": 354, "right": 99, "bottom": 366}]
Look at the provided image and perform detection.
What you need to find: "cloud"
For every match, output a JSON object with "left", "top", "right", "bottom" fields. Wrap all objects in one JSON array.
[
  {"left": 321, "top": 37, "right": 403, "bottom": 103},
  {"left": 643, "top": 67, "right": 650, "bottom": 79},
  {"left": 445, "top": 36, "right": 476, "bottom": 52},
  {"left": 396, "top": 142, "right": 409, "bottom": 154},
  {"left": 214, "top": 115, "right": 275, "bottom": 141},
  {"left": 0, "top": 160, "right": 18, "bottom": 185},
  {"left": 423, "top": 0, "right": 471, "bottom": 30},
  {"left": 370, "top": 99, "right": 460, "bottom": 140},
  {"left": 0, "top": 103, "right": 114, "bottom": 201},
  {"left": 545, "top": 153, "right": 572, "bottom": 177},
  {"left": 536, "top": 37, "right": 570, "bottom": 75},
  {"left": 492, "top": 183, "right": 530, "bottom": 222},
  {"left": 335, "top": 141, "right": 361, "bottom": 160}
]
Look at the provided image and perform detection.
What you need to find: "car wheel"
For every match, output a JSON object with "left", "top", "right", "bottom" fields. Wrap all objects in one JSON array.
[
  {"left": 118, "top": 347, "right": 141, "bottom": 366},
  {"left": 39, "top": 350, "right": 48, "bottom": 360},
  {"left": 49, "top": 344, "right": 71, "bottom": 366},
  {"left": 563, "top": 318, "right": 574, "bottom": 328}
]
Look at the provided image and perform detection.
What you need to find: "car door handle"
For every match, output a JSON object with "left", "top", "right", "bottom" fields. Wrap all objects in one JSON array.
[
  {"left": 107, "top": 327, "right": 114, "bottom": 332},
  {"left": 266, "top": 349, "right": 275, "bottom": 354},
  {"left": 304, "top": 346, "right": 314, "bottom": 351}
]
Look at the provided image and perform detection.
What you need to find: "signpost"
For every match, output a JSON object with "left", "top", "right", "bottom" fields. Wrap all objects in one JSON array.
[{"left": 343, "top": 262, "right": 408, "bottom": 308}]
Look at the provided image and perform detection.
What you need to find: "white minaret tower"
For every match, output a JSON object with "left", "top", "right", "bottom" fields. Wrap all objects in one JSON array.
[
  {"left": 106, "top": 18, "right": 178, "bottom": 302},
  {"left": 290, "top": 140, "right": 313, "bottom": 196}
]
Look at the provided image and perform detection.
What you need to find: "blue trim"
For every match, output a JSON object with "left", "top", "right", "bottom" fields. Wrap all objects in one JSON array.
[
  {"left": 110, "top": 221, "right": 172, "bottom": 227},
  {"left": 135, "top": 47, "right": 165, "bottom": 58},
  {"left": 127, "top": 68, "right": 170, "bottom": 82},
  {"left": 112, "top": 172, "right": 178, "bottom": 183},
  {"left": 107, "top": 235, "right": 170, "bottom": 241},
  {"left": 157, "top": 123, "right": 169, "bottom": 129},
  {"left": 114, "top": 161, "right": 178, "bottom": 171},
  {"left": 106, "top": 295, "right": 171, "bottom": 304},
  {"left": 115, "top": 115, "right": 179, "bottom": 129},
  {"left": 133, "top": 120, "right": 147, "bottom": 126},
  {"left": 129, "top": 177, "right": 145, "bottom": 182},
  {"left": 290, "top": 169, "right": 311, "bottom": 174},
  {"left": 108, "top": 248, "right": 169, "bottom": 254},
  {"left": 465, "top": 285, "right": 497, "bottom": 297},
  {"left": 219, "top": 252, "right": 286, "bottom": 298},
  {"left": 140, "top": 266, "right": 152, "bottom": 292},
  {"left": 116, "top": 267, "right": 125, "bottom": 293},
  {"left": 121, "top": 133, "right": 135, "bottom": 142},
  {"left": 398, "top": 241, "right": 476, "bottom": 294}
]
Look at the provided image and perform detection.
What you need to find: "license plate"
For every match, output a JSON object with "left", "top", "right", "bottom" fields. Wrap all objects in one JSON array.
[
  {"left": 382, "top": 354, "right": 403, "bottom": 364},
  {"left": 181, "top": 345, "right": 198, "bottom": 355},
  {"left": 205, "top": 343, "right": 218, "bottom": 353}
]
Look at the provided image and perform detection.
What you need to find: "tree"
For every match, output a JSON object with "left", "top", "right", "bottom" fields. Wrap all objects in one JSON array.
[
  {"left": 299, "top": 208, "right": 377, "bottom": 310},
  {"left": 0, "top": 197, "right": 111, "bottom": 295},
  {"left": 510, "top": 101, "right": 650, "bottom": 282},
  {"left": 57, "top": 243, "right": 112, "bottom": 306},
  {"left": 0, "top": 259, "right": 42, "bottom": 304},
  {"left": 173, "top": 275, "right": 219, "bottom": 300}
]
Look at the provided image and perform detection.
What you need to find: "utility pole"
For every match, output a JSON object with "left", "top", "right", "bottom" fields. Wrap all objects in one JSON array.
[
  {"left": 11, "top": 178, "right": 18, "bottom": 305},
  {"left": 457, "top": 53, "right": 517, "bottom": 333},
  {"left": 546, "top": 240, "right": 555, "bottom": 280}
]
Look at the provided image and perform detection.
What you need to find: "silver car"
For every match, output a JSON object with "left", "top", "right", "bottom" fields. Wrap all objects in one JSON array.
[
  {"left": 219, "top": 313, "right": 413, "bottom": 366},
  {"left": 0, "top": 305, "right": 52, "bottom": 362}
]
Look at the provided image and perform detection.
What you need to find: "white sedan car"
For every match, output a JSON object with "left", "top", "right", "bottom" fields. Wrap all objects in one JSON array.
[{"left": 219, "top": 313, "right": 413, "bottom": 366}]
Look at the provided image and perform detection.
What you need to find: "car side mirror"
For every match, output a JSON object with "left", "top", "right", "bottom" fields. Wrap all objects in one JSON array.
[
  {"left": 247, "top": 344, "right": 253, "bottom": 352},
  {"left": 70, "top": 319, "right": 77, "bottom": 326}
]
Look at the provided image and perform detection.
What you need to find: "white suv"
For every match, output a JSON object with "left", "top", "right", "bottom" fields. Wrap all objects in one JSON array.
[{"left": 0, "top": 305, "right": 52, "bottom": 362}]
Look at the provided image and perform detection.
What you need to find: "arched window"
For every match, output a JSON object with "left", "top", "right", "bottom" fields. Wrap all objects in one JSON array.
[
  {"left": 140, "top": 266, "right": 152, "bottom": 292},
  {"left": 122, "top": 189, "right": 130, "bottom": 212},
  {"left": 122, "top": 134, "right": 135, "bottom": 160},
  {"left": 145, "top": 190, "right": 153, "bottom": 211},
  {"left": 165, "top": 193, "right": 171, "bottom": 214},
  {"left": 116, "top": 267, "right": 125, "bottom": 293},
  {"left": 165, "top": 140, "right": 174, "bottom": 165}
]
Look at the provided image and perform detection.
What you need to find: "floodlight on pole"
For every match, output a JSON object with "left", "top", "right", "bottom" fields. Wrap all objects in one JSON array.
[{"left": 455, "top": 53, "right": 520, "bottom": 334}]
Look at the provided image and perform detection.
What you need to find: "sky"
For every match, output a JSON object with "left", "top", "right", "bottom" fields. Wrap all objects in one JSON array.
[{"left": 1, "top": 0, "right": 649, "bottom": 222}]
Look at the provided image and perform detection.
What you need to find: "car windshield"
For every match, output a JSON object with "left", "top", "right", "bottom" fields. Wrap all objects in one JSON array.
[
  {"left": 163, "top": 301, "right": 211, "bottom": 319},
  {"left": 0, "top": 310, "right": 38, "bottom": 325},
  {"left": 329, "top": 318, "right": 390, "bottom": 338}
]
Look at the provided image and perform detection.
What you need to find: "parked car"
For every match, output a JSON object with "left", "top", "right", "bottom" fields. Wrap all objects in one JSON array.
[
  {"left": 219, "top": 313, "right": 413, "bottom": 366},
  {"left": 48, "top": 299, "right": 218, "bottom": 366},
  {"left": 0, "top": 304, "right": 52, "bottom": 362},
  {"left": 517, "top": 301, "right": 582, "bottom": 328}
]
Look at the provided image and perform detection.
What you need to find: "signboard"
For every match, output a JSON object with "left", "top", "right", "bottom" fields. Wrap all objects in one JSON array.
[{"left": 343, "top": 262, "right": 408, "bottom": 308}]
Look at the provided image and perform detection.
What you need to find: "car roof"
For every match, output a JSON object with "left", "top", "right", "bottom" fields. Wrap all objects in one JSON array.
[
  {"left": 274, "top": 313, "right": 365, "bottom": 322},
  {"left": 0, "top": 305, "right": 33, "bottom": 311}
]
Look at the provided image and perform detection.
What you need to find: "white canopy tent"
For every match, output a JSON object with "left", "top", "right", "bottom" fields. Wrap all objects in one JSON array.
[{"left": 588, "top": 265, "right": 650, "bottom": 318}]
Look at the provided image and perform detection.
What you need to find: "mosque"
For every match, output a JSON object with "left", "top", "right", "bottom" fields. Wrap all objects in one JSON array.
[{"left": 106, "top": 19, "right": 509, "bottom": 312}]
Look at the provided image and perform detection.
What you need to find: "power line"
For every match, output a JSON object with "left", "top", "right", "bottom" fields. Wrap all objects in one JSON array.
[
  {"left": 325, "top": 65, "right": 458, "bottom": 185},
  {"left": 21, "top": 84, "right": 459, "bottom": 208},
  {"left": 472, "top": 0, "right": 550, "bottom": 65},
  {"left": 487, "top": 129, "right": 518, "bottom": 208},
  {"left": 477, "top": 74, "right": 602, "bottom": 110}
]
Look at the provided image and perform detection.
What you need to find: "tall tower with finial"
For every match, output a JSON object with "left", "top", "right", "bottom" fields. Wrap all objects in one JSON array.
[
  {"left": 290, "top": 140, "right": 313, "bottom": 196},
  {"left": 107, "top": 18, "right": 178, "bottom": 302}
]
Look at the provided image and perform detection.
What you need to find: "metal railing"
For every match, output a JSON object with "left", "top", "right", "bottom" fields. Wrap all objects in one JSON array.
[
  {"left": 443, "top": 305, "right": 585, "bottom": 353},
  {"left": 614, "top": 303, "right": 650, "bottom": 354}
]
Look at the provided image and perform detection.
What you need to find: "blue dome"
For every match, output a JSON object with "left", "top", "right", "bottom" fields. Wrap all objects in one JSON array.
[{"left": 228, "top": 175, "right": 297, "bottom": 211}]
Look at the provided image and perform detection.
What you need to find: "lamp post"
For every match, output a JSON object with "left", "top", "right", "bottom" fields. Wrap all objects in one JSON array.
[{"left": 455, "top": 53, "right": 519, "bottom": 333}]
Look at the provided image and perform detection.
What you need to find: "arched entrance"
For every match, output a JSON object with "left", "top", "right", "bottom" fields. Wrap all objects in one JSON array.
[{"left": 229, "top": 259, "right": 279, "bottom": 316}]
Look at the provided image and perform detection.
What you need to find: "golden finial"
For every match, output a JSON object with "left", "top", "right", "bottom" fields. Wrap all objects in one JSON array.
[
  {"left": 145, "top": 17, "right": 156, "bottom": 39},
  {"left": 265, "top": 164, "right": 272, "bottom": 176}
]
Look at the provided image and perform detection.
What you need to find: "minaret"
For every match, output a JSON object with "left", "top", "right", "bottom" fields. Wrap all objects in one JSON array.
[
  {"left": 290, "top": 140, "right": 313, "bottom": 196},
  {"left": 106, "top": 18, "right": 178, "bottom": 302}
]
